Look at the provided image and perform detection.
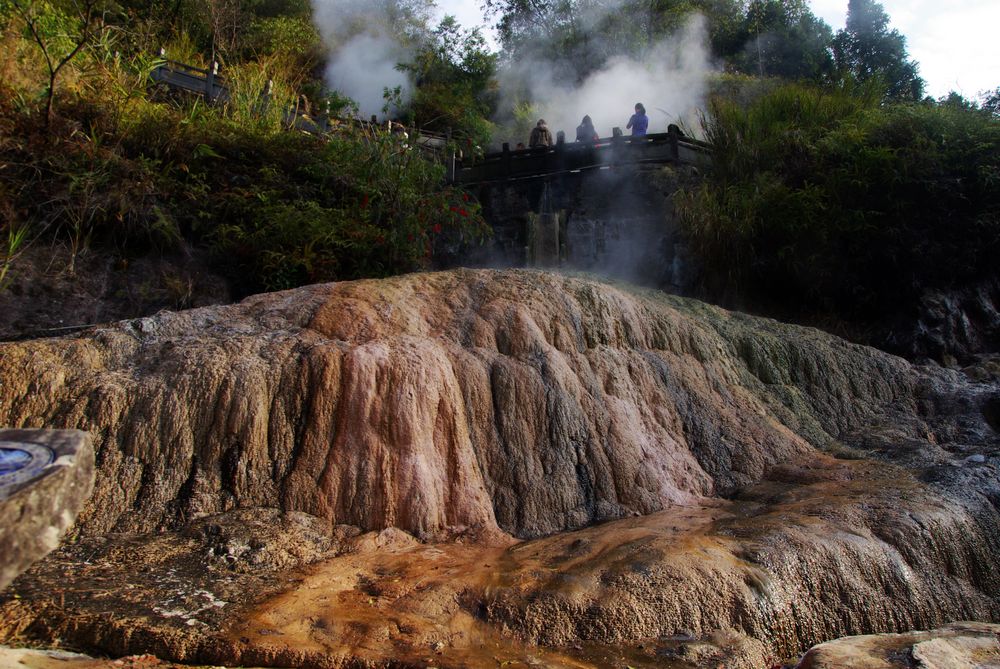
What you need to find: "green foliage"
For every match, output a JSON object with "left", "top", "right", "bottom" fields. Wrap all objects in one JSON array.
[
  {"left": 0, "top": 75, "right": 489, "bottom": 293},
  {"left": 0, "top": 0, "right": 493, "bottom": 296},
  {"left": 247, "top": 14, "right": 318, "bottom": 58},
  {"left": 678, "top": 83, "right": 1000, "bottom": 320},
  {"left": 732, "top": 0, "right": 834, "bottom": 82},
  {"left": 0, "top": 222, "right": 28, "bottom": 289},
  {"left": 485, "top": 0, "right": 833, "bottom": 84},
  {"left": 220, "top": 57, "right": 293, "bottom": 131},
  {"left": 199, "top": 124, "right": 489, "bottom": 291},
  {"left": 832, "top": 0, "right": 923, "bottom": 101},
  {"left": 404, "top": 16, "right": 498, "bottom": 146},
  {"left": 981, "top": 87, "right": 1000, "bottom": 117}
]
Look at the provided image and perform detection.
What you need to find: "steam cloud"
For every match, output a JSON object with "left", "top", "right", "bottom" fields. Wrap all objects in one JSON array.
[
  {"left": 496, "top": 14, "right": 712, "bottom": 143},
  {"left": 486, "top": 10, "right": 714, "bottom": 287},
  {"left": 310, "top": 0, "right": 414, "bottom": 118}
]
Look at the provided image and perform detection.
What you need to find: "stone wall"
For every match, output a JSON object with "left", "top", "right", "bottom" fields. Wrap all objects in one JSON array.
[{"left": 466, "top": 164, "right": 701, "bottom": 293}]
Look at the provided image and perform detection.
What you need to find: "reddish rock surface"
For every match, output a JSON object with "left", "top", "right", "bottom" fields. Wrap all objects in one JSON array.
[{"left": 0, "top": 269, "right": 997, "bottom": 668}]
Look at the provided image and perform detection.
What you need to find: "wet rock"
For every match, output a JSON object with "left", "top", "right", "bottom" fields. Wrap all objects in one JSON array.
[
  {"left": 795, "top": 622, "right": 1000, "bottom": 668},
  {"left": 184, "top": 508, "right": 334, "bottom": 573},
  {"left": 904, "top": 278, "right": 1000, "bottom": 363},
  {"left": 0, "top": 269, "right": 931, "bottom": 542}
]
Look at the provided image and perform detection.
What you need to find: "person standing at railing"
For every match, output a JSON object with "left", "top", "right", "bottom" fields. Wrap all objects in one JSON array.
[
  {"left": 626, "top": 103, "right": 648, "bottom": 137},
  {"left": 575, "top": 115, "right": 599, "bottom": 142},
  {"left": 529, "top": 119, "right": 553, "bottom": 148}
]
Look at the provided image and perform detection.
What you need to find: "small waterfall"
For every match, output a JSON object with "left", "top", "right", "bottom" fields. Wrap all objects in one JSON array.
[{"left": 527, "top": 182, "right": 563, "bottom": 268}]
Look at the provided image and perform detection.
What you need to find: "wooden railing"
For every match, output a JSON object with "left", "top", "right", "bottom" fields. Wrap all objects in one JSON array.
[
  {"left": 455, "top": 131, "right": 712, "bottom": 184},
  {"left": 149, "top": 52, "right": 709, "bottom": 185},
  {"left": 149, "top": 53, "right": 228, "bottom": 103}
]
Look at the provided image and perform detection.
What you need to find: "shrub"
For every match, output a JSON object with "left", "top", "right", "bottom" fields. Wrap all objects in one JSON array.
[{"left": 678, "top": 83, "right": 1000, "bottom": 321}]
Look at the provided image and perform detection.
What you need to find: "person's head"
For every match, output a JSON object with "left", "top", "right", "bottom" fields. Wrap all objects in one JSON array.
[
  {"left": 516, "top": 142, "right": 525, "bottom": 149},
  {"left": 582, "top": 115, "right": 592, "bottom": 125},
  {"left": 537, "top": 119, "right": 547, "bottom": 127},
  {"left": 635, "top": 103, "right": 645, "bottom": 115}
]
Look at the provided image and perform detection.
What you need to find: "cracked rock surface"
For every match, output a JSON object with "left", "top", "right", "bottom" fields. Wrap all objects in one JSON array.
[{"left": 0, "top": 269, "right": 997, "bottom": 668}]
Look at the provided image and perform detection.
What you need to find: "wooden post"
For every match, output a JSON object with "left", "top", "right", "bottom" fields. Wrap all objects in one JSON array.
[
  {"left": 555, "top": 131, "right": 566, "bottom": 174},
  {"left": 612, "top": 127, "right": 624, "bottom": 166},
  {"left": 153, "top": 48, "right": 167, "bottom": 84},
  {"left": 322, "top": 100, "right": 331, "bottom": 132},
  {"left": 205, "top": 61, "right": 219, "bottom": 103},
  {"left": 259, "top": 79, "right": 273, "bottom": 116},
  {"left": 446, "top": 126, "right": 456, "bottom": 183},
  {"left": 502, "top": 142, "right": 511, "bottom": 178}
]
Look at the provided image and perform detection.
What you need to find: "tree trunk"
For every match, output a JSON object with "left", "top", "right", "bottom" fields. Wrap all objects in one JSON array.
[{"left": 45, "top": 72, "right": 56, "bottom": 129}]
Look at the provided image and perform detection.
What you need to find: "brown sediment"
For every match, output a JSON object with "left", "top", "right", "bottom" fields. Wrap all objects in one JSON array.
[{"left": 0, "top": 269, "right": 997, "bottom": 668}]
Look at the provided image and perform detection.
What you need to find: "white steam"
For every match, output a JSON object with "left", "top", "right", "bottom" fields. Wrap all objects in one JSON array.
[
  {"left": 497, "top": 15, "right": 712, "bottom": 143},
  {"left": 310, "top": 0, "right": 414, "bottom": 118}
]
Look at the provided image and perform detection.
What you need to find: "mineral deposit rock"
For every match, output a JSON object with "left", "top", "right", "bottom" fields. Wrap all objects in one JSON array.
[
  {"left": 0, "top": 270, "right": 928, "bottom": 540},
  {"left": 0, "top": 270, "right": 997, "bottom": 668},
  {"left": 795, "top": 622, "right": 1000, "bottom": 668}
]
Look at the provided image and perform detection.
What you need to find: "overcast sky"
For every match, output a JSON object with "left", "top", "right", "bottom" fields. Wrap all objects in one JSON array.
[{"left": 434, "top": 0, "right": 1000, "bottom": 100}]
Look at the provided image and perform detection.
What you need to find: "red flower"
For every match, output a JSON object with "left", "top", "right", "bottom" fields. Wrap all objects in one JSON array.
[
  {"left": 361, "top": 194, "right": 369, "bottom": 209},
  {"left": 449, "top": 206, "right": 458, "bottom": 212},
  {"left": 432, "top": 224, "right": 442, "bottom": 234},
  {"left": 458, "top": 209, "right": 468, "bottom": 217}
]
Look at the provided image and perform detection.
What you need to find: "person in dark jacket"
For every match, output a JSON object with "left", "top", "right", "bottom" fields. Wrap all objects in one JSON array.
[
  {"left": 626, "top": 103, "right": 648, "bottom": 137},
  {"left": 575, "top": 115, "right": 599, "bottom": 142},
  {"left": 528, "top": 119, "right": 553, "bottom": 147}
]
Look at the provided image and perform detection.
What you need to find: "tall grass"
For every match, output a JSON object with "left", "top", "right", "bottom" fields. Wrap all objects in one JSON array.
[{"left": 222, "top": 57, "right": 293, "bottom": 132}]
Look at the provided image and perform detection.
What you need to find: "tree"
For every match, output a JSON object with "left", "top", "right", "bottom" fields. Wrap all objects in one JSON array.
[
  {"left": 832, "top": 0, "right": 923, "bottom": 101},
  {"left": 736, "top": 0, "right": 834, "bottom": 82},
  {"left": 981, "top": 87, "right": 1000, "bottom": 117},
  {"left": 403, "top": 16, "right": 498, "bottom": 144},
  {"left": 10, "top": 0, "right": 115, "bottom": 127},
  {"left": 483, "top": 0, "right": 742, "bottom": 82}
]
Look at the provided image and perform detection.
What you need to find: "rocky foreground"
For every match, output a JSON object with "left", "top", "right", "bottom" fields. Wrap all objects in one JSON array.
[{"left": 0, "top": 269, "right": 998, "bottom": 668}]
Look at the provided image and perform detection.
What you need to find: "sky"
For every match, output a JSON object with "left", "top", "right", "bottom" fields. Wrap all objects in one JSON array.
[
  {"left": 434, "top": 0, "right": 1000, "bottom": 100},
  {"left": 809, "top": 0, "right": 1000, "bottom": 98}
]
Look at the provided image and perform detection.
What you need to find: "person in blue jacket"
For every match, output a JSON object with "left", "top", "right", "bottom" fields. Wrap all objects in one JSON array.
[{"left": 626, "top": 103, "right": 648, "bottom": 137}]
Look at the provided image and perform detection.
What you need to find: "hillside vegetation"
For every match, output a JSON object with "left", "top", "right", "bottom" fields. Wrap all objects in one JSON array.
[
  {"left": 0, "top": 0, "right": 998, "bottom": 351},
  {"left": 0, "top": 0, "right": 489, "bottom": 300},
  {"left": 677, "top": 83, "right": 1000, "bottom": 330}
]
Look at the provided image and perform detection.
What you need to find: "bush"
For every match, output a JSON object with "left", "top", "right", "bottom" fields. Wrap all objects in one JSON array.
[
  {"left": 197, "top": 124, "right": 490, "bottom": 292},
  {"left": 0, "top": 48, "right": 490, "bottom": 295},
  {"left": 678, "top": 83, "right": 1000, "bottom": 321}
]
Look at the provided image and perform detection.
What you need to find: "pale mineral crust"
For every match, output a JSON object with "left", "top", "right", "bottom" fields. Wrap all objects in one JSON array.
[
  {"left": 0, "top": 269, "right": 997, "bottom": 668},
  {"left": 795, "top": 622, "right": 1000, "bottom": 668}
]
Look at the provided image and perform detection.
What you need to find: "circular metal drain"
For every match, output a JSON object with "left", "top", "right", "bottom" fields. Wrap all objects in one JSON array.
[{"left": 0, "top": 441, "right": 55, "bottom": 495}]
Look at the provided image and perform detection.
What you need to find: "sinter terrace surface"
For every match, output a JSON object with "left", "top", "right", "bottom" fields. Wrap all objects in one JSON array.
[{"left": 0, "top": 269, "right": 997, "bottom": 668}]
